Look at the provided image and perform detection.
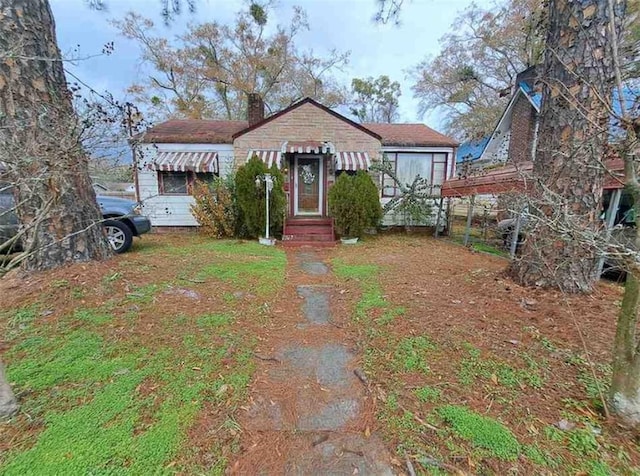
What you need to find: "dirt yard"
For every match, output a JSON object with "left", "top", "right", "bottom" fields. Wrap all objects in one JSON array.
[{"left": 0, "top": 233, "right": 636, "bottom": 475}]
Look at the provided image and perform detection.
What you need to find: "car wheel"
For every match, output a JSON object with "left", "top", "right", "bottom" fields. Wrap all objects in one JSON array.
[{"left": 103, "top": 219, "right": 133, "bottom": 254}]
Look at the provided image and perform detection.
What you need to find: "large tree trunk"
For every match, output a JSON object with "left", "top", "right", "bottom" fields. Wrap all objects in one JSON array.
[
  {"left": 508, "top": 0, "right": 621, "bottom": 293},
  {"left": 0, "top": 0, "right": 112, "bottom": 271}
]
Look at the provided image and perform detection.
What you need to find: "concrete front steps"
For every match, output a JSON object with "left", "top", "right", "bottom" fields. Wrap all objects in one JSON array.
[{"left": 282, "top": 217, "right": 336, "bottom": 247}]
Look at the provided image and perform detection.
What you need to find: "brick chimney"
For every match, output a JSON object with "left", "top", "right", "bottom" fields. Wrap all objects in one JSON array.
[
  {"left": 247, "top": 93, "right": 265, "bottom": 126},
  {"left": 508, "top": 65, "right": 540, "bottom": 164}
]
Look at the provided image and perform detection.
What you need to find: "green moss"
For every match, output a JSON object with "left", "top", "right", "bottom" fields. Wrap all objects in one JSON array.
[{"left": 437, "top": 405, "right": 520, "bottom": 461}]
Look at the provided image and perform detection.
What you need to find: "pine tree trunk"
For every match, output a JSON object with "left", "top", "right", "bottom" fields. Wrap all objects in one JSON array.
[
  {"left": 0, "top": 0, "right": 112, "bottom": 271},
  {"left": 508, "top": 0, "right": 621, "bottom": 293}
]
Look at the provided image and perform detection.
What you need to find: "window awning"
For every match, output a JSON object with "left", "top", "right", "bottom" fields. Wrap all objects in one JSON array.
[
  {"left": 335, "top": 152, "right": 371, "bottom": 171},
  {"left": 153, "top": 151, "right": 218, "bottom": 173},
  {"left": 281, "top": 141, "right": 336, "bottom": 154},
  {"left": 247, "top": 150, "right": 282, "bottom": 169}
]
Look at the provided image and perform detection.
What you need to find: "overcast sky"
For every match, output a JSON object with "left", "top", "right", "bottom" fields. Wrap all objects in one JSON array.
[{"left": 51, "top": 0, "right": 492, "bottom": 131}]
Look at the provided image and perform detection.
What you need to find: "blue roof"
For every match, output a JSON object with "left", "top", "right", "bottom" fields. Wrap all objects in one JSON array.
[
  {"left": 611, "top": 87, "right": 639, "bottom": 137},
  {"left": 519, "top": 82, "right": 542, "bottom": 110},
  {"left": 613, "top": 86, "right": 638, "bottom": 116},
  {"left": 456, "top": 136, "right": 490, "bottom": 163}
]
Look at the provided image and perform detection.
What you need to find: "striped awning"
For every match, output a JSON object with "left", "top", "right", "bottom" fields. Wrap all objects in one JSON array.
[
  {"left": 335, "top": 152, "right": 371, "bottom": 171},
  {"left": 153, "top": 151, "right": 218, "bottom": 173},
  {"left": 247, "top": 150, "right": 282, "bottom": 168},
  {"left": 281, "top": 141, "right": 336, "bottom": 154}
]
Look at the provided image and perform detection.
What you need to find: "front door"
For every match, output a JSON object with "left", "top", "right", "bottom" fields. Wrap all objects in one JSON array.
[{"left": 294, "top": 156, "right": 323, "bottom": 216}]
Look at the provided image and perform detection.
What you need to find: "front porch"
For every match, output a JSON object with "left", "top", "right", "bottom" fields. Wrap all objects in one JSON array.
[{"left": 250, "top": 140, "right": 372, "bottom": 245}]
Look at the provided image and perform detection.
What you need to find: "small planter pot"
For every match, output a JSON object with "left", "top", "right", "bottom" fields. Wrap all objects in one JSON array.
[
  {"left": 259, "top": 237, "right": 276, "bottom": 246},
  {"left": 340, "top": 237, "right": 359, "bottom": 245}
]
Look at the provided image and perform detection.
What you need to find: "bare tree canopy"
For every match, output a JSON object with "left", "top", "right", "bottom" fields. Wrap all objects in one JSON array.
[
  {"left": 113, "top": 2, "right": 350, "bottom": 121},
  {"left": 409, "top": 0, "right": 545, "bottom": 140},
  {"left": 350, "top": 75, "right": 401, "bottom": 123}
]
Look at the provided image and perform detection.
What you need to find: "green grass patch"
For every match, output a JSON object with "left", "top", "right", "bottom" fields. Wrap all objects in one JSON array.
[
  {"left": 125, "top": 283, "right": 164, "bottom": 304},
  {"left": 437, "top": 405, "right": 520, "bottom": 461},
  {"left": 377, "top": 306, "right": 405, "bottom": 325},
  {"left": 197, "top": 245, "right": 286, "bottom": 295},
  {"left": 332, "top": 260, "right": 388, "bottom": 322},
  {"left": 457, "top": 344, "right": 544, "bottom": 389},
  {"left": 470, "top": 242, "right": 508, "bottom": 257},
  {"left": 196, "top": 313, "right": 232, "bottom": 328},
  {"left": 393, "top": 336, "right": 435, "bottom": 374},
  {"left": 5, "top": 305, "right": 39, "bottom": 340},
  {"left": 2, "top": 287, "right": 255, "bottom": 474},
  {"left": 73, "top": 308, "right": 113, "bottom": 325},
  {"left": 414, "top": 385, "right": 442, "bottom": 403}
]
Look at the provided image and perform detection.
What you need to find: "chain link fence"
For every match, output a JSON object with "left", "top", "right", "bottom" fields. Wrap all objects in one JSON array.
[{"left": 444, "top": 196, "right": 515, "bottom": 258}]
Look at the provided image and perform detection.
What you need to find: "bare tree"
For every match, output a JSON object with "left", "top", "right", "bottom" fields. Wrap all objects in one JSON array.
[
  {"left": 409, "top": 0, "right": 545, "bottom": 139},
  {"left": 113, "top": 3, "right": 350, "bottom": 121}
]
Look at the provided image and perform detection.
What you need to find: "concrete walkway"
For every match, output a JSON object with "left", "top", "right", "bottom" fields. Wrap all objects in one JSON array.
[{"left": 233, "top": 249, "right": 395, "bottom": 475}]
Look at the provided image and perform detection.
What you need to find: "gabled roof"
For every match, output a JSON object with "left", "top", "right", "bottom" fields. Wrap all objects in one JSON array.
[
  {"left": 456, "top": 137, "right": 490, "bottom": 163},
  {"left": 362, "top": 123, "right": 458, "bottom": 148},
  {"left": 141, "top": 120, "right": 247, "bottom": 144},
  {"left": 232, "top": 97, "right": 382, "bottom": 140},
  {"left": 518, "top": 82, "right": 541, "bottom": 112},
  {"left": 478, "top": 85, "right": 540, "bottom": 162}
]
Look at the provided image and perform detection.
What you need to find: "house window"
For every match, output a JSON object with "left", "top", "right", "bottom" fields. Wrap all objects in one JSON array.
[
  {"left": 431, "top": 153, "right": 448, "bottom": 189},
  {"left": 160, "top": 172, "right": 188, "bottom": 195},
  {"left": 195, "top": 172, "right": 216, "bottom": 187},
  {"left": 382, "top": 153, "right": 398, "bottom": 197},
  {"left": 159, "top": 171, "right": 218, "bottom": 195}
]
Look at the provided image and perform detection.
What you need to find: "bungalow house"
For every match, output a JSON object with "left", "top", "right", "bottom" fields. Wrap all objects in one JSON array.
[{"left": 135, "top": 96, "right": 458, "bottom": 243}]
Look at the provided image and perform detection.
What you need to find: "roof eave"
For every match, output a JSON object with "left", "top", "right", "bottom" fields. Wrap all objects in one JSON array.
[{"left": 232, "top": 97, "right": 382, "bottom": 141}]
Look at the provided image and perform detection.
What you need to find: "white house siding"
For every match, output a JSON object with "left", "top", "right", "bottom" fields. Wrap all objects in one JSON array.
[
  {"left": 136, "top": 143, "right": 234, "bottom": 227},
  {"left": 380, "top": 147, "right": 455, "bottom": 227}
]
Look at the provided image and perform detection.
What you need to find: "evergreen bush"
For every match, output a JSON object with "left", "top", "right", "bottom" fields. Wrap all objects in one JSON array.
[
  {"left": 235, "top": 155, "right": 286, "bottom": 238},
  {"left": 328, "top": 171, "right": 382, "bottom": 238}
]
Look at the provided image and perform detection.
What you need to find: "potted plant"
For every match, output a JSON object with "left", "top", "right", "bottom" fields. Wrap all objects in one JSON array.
[{"left": 328, "top": 171, "right": 382, "bottom": 244}]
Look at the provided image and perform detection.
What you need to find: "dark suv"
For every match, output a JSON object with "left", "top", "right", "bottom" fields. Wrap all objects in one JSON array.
[{"left": 0, "top": 190, "right": 151, "bottom": 254}]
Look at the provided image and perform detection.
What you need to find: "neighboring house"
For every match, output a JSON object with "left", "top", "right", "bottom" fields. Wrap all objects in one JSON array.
[
  {"left": 441, "top": 66, "right": 627, "bottom": 223},
  {"left": 456, "top": 136, "right": 489, "bottom": 169},
  {"left": 136, "top": 95, "right": 458, "bottom": 241}
]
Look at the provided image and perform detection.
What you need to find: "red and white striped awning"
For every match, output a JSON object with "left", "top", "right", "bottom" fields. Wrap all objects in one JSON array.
[
  {"left": 153, "top": 151, "right": 218, "bottom": 173},
  {"left": 247, "top": 150, "right": 282, "bottom": 169},
  {"left": 281, "top": 141, "right": 336, "bottom": 154},
  {"left": 335, "top": 152, "right": 371, "bottom": 171}
]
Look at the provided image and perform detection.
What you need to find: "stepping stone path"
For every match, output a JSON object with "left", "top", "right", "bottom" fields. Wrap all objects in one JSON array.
[{"left": 233, "top": 250, "right": 395, "bottom": 475}]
